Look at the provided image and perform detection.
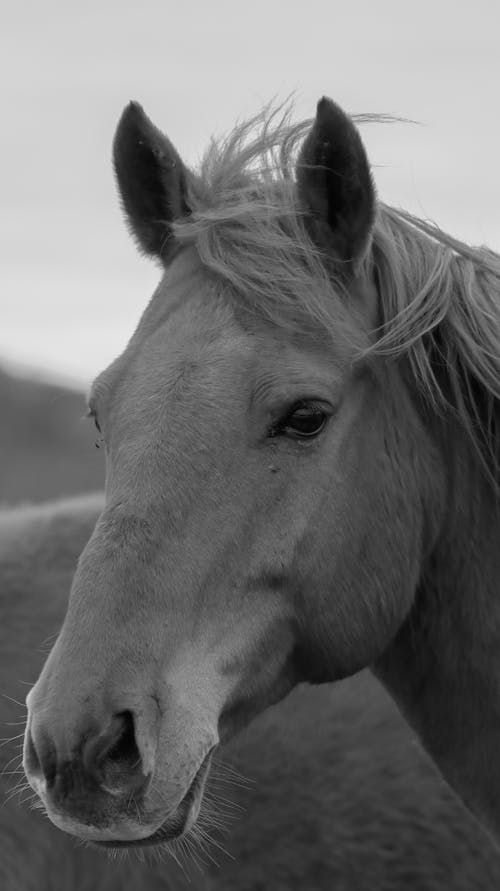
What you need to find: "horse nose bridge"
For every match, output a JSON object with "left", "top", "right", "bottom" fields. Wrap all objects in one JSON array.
[{"left": 66, "top": 495, "right": 245, "bottom": 630}]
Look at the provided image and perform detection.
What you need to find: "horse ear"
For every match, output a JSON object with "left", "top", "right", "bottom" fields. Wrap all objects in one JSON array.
[
  {"left": 297, "top": 97, "right": 376, "bottom": 270},
  {"left": 113, "top": 102, "right": 190, "bottom": 263}
]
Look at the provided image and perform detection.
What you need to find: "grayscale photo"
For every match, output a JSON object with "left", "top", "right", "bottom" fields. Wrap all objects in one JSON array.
[{"left": 1, "top": 2, "right": 500, "bottom": 889}]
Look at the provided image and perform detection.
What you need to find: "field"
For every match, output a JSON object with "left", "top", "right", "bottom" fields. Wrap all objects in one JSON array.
[{"left": 0, "top": 368, "right": 104, "bottom": 504}]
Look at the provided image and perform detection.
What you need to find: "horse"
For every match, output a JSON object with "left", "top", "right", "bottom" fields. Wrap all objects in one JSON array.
[
  {"left": 22, "top": 96, "right": 500, "bottom": 853},
  {"left": 3, "top": 495, "right": 500, "bottom": 889}
]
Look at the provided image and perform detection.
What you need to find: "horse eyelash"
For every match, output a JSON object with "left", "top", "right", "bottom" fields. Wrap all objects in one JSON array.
[
  {"left": 86, "top": 408, "right": 102, "bottom": 434},
  {"left": 85, "top": 408, "right": 104, "bottom": 448}
]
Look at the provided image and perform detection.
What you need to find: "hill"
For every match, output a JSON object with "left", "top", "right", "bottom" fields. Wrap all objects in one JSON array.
[{"left": 0, "top": 368, "right": 104, "bottom": 504}]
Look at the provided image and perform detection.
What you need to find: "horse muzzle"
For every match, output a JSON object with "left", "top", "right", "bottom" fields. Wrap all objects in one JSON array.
[{"left": 23, "top": 695, "right": 214, "bottom": 846}]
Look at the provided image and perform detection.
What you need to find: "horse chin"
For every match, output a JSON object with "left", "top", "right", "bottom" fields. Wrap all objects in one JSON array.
[{"left": 93, "top": 749, "right": 213, "bottom": 849}]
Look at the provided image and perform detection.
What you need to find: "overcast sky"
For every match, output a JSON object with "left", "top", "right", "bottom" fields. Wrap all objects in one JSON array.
[{"left": 2, "top": 0, "right": 499, "bottom": 388}]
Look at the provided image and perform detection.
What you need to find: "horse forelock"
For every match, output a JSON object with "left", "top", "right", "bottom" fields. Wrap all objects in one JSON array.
[{"left": 166, "top": 100, "right": 500, "bottom": 485}]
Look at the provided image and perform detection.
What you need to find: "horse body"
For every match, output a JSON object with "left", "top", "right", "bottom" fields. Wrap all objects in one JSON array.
[
  {"left": 20, "top": 96, "right": 500, "bottom": 851},
  {"left": 3, "top": 496, "right": 500, "bottom": 889}
]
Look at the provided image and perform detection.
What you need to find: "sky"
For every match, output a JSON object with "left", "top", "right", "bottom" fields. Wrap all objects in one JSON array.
[{"left": 1, "top": 0, "right": 499, "bottom": 389}]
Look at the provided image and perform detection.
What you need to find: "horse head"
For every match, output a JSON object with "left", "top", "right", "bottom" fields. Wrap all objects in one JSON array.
[{"left": 24, "top": 97, "right": 500, "bottom": 847}]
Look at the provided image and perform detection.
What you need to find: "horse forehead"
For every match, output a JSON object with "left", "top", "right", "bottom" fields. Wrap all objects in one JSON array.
[
  {"left": 111, "top": 244, "right": 346, "bottom": 405},
  {"left": 134, "top": 300, "right": 254, "bottom": 398},
  {"left": 119, "top": 278, "right": 254, "bottom": 400}
]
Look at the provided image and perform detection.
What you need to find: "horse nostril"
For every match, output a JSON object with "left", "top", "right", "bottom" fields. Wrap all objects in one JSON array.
[
  {"left": 85, "top": 710, "right": 147, "bottom": 794},
  {"left": 25, "top": 726, "right": 57, "bottom": 787},
  {"left": 24, "top": 727, "right": 41, "bottom": 777},
  {"left": 105, "top": 711, "right": 139, "bottom": 767}
]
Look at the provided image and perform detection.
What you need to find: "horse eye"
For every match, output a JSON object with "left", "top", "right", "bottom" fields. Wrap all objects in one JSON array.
[{"left": 273, "top": 403, "right": 328, "bottom": 439}]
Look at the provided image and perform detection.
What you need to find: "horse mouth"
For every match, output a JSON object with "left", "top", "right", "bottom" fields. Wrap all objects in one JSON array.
[{"left": 94, "top": 749, "right": 214, "bottom": 849}]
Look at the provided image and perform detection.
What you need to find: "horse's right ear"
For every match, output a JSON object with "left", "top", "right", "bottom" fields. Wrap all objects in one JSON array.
[
  {"left": 297, "top": 97, "right": 375, "bottom": 272},
  {"left": 113, "top": 102, "right": 190, "bottom": 263}
]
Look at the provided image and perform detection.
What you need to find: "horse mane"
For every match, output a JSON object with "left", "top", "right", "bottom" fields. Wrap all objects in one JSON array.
[{"left": 172, "top": 103, "right": 500, "bottom": 483}]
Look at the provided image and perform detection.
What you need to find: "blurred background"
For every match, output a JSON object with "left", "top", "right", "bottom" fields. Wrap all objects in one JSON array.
[{"left": 1, "top": 0, "right": 499, "bottom": 503}]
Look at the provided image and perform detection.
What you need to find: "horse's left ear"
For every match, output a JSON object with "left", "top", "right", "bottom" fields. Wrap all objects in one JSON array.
[
  {"left": 297, "top": 97, "right": 376, "bottom": 270},
  {"left": 113, "top": 102, "right": 190, "bottom": 263}
]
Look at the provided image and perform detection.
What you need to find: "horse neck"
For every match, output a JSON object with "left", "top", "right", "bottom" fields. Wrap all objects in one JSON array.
[
  {"left": 395, "top": 405, "right": 500, "bottom": 678},
  {"left": 374, "top": 422, "right": 500, "bottom": 838},
  {"left": 429, "top": 418, "right": 500, "bottom": 614},
  {"left": 374, "top": 414, "right": 500, "bottom": 809}
]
